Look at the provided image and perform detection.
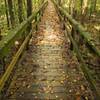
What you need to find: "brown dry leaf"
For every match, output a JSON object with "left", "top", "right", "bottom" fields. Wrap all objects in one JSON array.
[
  {"left": 76, "top": 96, "right": 81, "bottom": 100},
  {"left": 81, "top": 85, "right": 85, "bottom": 91},
  {"left": 76, "top": 92, "right": 81, "bottom": 100}
]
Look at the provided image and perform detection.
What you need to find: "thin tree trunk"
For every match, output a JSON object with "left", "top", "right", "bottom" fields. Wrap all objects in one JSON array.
[
  {"left": 27, "top": 0, "right": 32, "bottom": 18},
  {"left": 4, "top": 0, "right": 10, "bottom": 27},
  {"left": 92, "top": 0, "right": 97, "bottom": 12},
  {"left": 26, "top": 0, "right": 32, "bottom": 31},
  {"left": 82, "top": 0, "right": 88, "bottom": 15},
  {"left": 58, "top": 0, "right": 61, "bottom": 5},
  {"left": 69, "top": 0, "right": 76, "bottom": 16},
  {"left": 89, "top": 0, "right": 97, "bottom": 19},
  {"left": 80, "top": 0, "right": 88, "bottom": 24},
  {"left": 0, "top": 28, "right": 2, "bottom": 40},
  {"left": 93, "top": 0, "right": 97, "bottom": 12},
  {"left": 18, "top": 0, "right": 23, "bottom": 23},
  {"left": 7, "top": 0, "right": 15, "bottom": 28}
]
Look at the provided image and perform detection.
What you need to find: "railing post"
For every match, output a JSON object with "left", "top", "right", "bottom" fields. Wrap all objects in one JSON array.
[
  {"left": 35, "top": 15, "right": 38, "bottom": 31},
  {"left": 70, "top": 27, "right": 75, "bottom": 50},
  {"left": 63, "top": 15, "right": 66, "bottom": 30},
  {"left": 39, "top": 10, "right": 41, "bottom": 21},
  {"left": 0, "top": 57, "right": 5, "bottom": 74},
  {"left": 41, "top": 9, "right": 43, "bottom": 16}
]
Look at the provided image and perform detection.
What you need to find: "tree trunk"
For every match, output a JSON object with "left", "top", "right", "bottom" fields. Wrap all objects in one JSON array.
[
  {"left": 18, "top": 0, "right": 23, "bottom": 23},
  {"left": 90, "top": 0, "right": 97, "bottom": 18},
  {"left": 4, "top": 0, "right": 10, "bottom": 27},
  {"left": 58, "top": 0, "right": 61, "bottom": 5},
  {"left": 69, "top": 0, "right": 76, "bottom": 16},
  {"left": 27, "top": 0, "right": 32, "bottom": 18},
  {"left": 93, "top": 0, "right": 97, "bottom": 12},
  {"left": 0, "top": 28, "right": 2, "bottom": 40},
  {"left": 92, "top": 0, "right": 97, "bottom": 12},
  {"left": 7, "top": 0, "right": 15, "bottom": 28},
  {"left": 82, "top": 0, "right": 88, "bottom": 15},
  {"left": 80, "top": 0, "right": 88, "bottom": 24},
  {"left": 26, "top": 0, "right": 32, "bottom": 31}
]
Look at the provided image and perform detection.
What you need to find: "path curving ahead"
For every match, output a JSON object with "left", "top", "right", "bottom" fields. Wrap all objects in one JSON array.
[{"left": 5, "top": 1, "right": 94, "bottom": 100}]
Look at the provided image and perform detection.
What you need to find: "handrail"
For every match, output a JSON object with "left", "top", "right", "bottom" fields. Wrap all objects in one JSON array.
[
  {"left": 0, "top": 0, "right": 48, "bottom": 97},
  {"left": 52, "top": 0, "right": 100, "bottom": 57},
  {"left": 0, "top": 29, "right": 32, "bottom": 95},
  {"left": 63, "top": 19, "right": 100, "bottom": 100},
  {"left": 52, "top": 0, "right": 100, "bottom": 99}
]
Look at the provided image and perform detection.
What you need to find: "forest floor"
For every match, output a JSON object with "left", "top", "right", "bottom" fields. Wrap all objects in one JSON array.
[
  {"left": 77, "top": 13, "right": 100, "bottom": 93},
  {"left": 5, "top": 1, "right": 95, "bottom": 100}
]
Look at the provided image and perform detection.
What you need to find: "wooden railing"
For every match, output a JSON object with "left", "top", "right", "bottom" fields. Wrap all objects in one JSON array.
[
  {"left": 52, "top": 0, "right": 100, "bottom": 57},
  {"left": 52, "top": 0, "right": 100, "bottom": 99},
  {"left": 0, "top": 0, "right": 48, "bottom": 97}
]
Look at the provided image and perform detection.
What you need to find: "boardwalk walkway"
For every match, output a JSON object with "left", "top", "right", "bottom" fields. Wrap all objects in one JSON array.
[{"left": 5, "top": 1, "right": 94, "bottom": 100}]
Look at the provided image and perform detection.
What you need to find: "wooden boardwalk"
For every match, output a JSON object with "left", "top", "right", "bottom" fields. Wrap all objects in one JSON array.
[{"left": 5, "top": 1, "right": 94, "bottom": 100}]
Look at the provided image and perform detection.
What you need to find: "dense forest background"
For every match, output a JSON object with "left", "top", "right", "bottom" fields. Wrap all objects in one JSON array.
[
  {"left": 0, "top": 0, "right": 42, "bottom": 38},
  {"left": 60, "top": 0, "right": 100, "bottom": 43},
  {"left": 0, "top": 0, "right": 100, "bottom": 44},
  {"left": 0, "top": 0, "right": 100, "bottom": 69},
  {"left": 59, "top": 0, "right": 100, "bottom": 86}
]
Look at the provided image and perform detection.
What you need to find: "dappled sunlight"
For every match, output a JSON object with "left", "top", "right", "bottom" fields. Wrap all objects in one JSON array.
[
  {"left": 46, "top": 34, "right": 58, "bottom": 40},
  {"left": 38, "top": 32, "right": 63, "bottom": 45},
  {"left": 94, "top": 25, "right": 100, "bottom": 31}
]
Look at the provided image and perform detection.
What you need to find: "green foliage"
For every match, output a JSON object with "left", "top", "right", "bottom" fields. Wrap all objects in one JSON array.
[{"left": 0, "top": 0, "right": 43, "bottom": 37}]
